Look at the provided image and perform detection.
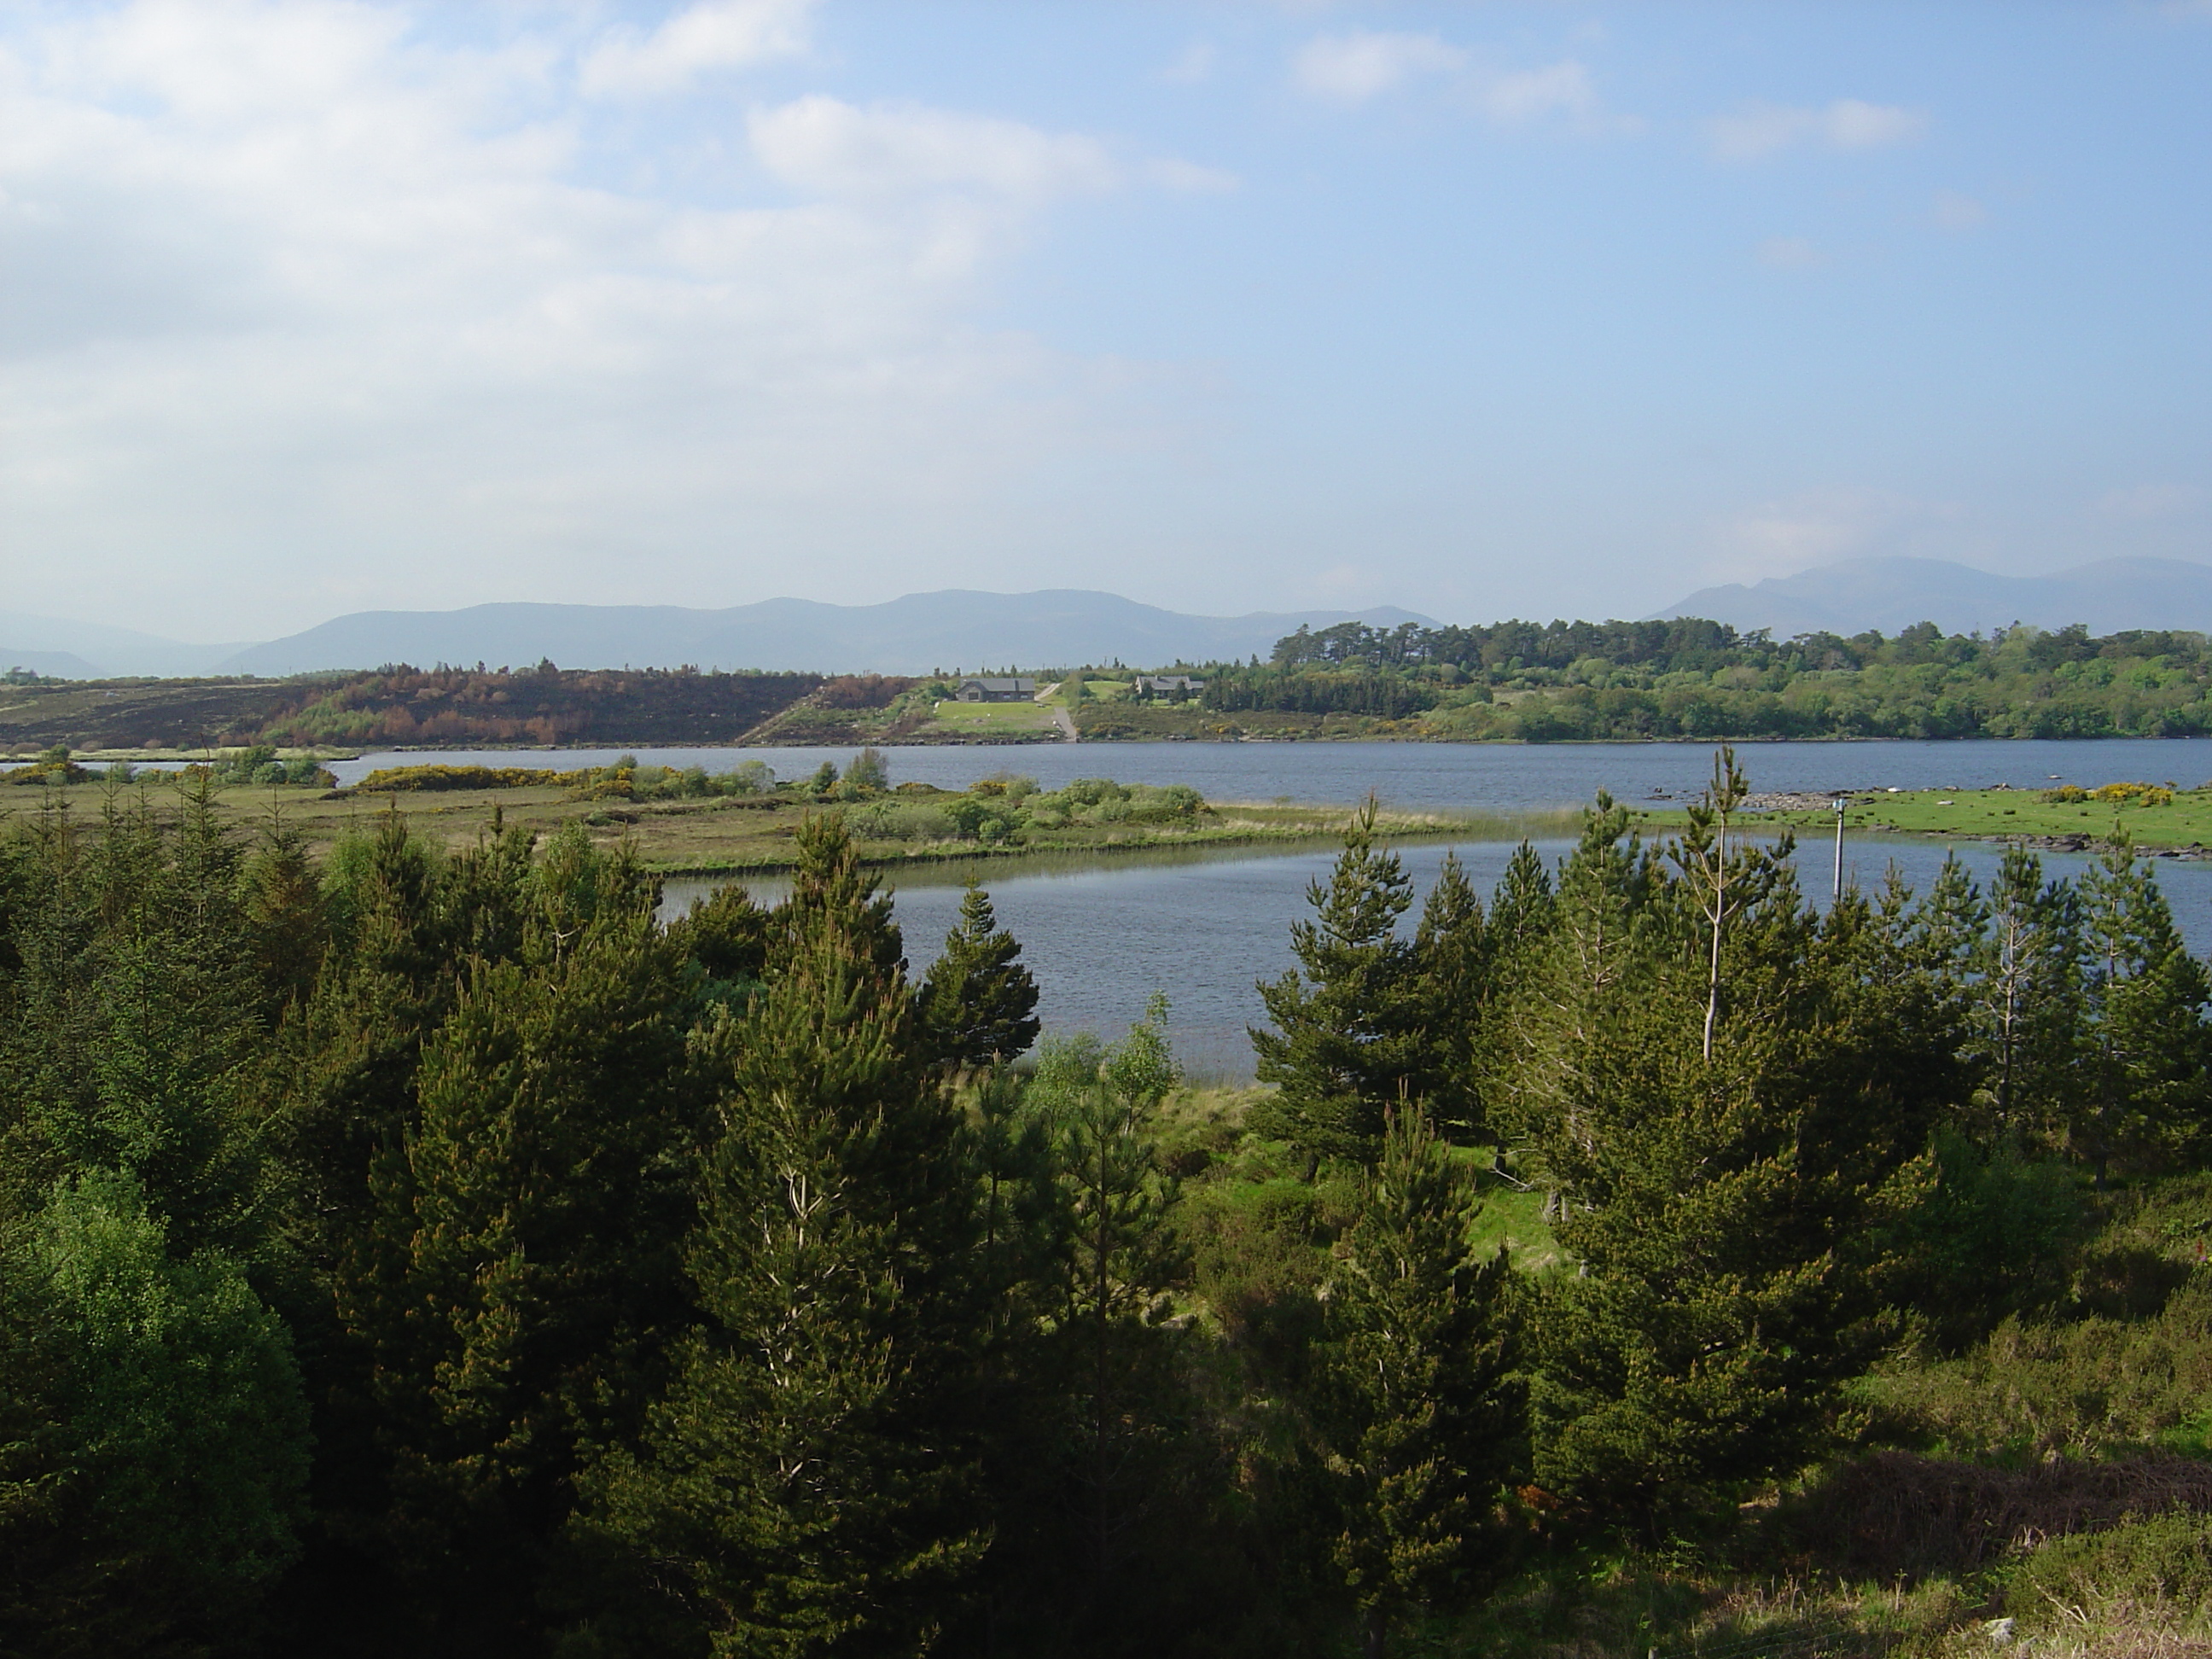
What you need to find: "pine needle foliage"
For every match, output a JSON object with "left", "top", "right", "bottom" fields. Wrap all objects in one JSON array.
[
  {"left": 1503, "top": 761, "right": 1965, "bottom": 1530},
  {"left": 1310, "top": 1109, "right": 1522, "bottom": 1658},
  {"left": 588, "top": 813, "right": 989, "bottom": 1658},
  {"left": 1249, "top": 800, "right": 1435, "bottom": 1164},
  {"left": 915, "top": 882, "right": 1041, "bottom": 1071}
]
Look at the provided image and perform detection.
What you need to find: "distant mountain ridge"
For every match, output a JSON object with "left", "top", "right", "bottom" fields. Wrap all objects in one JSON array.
[
  {"left": 0, "top": 612, "right": 248, "bottom": 679},
  {"left": 1654, "top": 556, "right": 2212, "bottom": 639},
  {"left": 215, "top": 591, "right": 1438, "bottom": 678}
]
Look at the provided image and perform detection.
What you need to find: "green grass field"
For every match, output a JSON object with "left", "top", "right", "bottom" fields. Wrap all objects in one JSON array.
[
  {"left": 1749, "top": 785, "right": 2212, "bottom": 848},
  {"left": 924, "top": 699, "right": 1059, "bottom": 734}
]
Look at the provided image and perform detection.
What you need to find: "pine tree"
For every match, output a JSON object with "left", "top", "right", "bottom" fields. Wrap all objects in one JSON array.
[
  {"left": 588, "top": 812, "right": 987, "bottom": 1656},
  {"left": 1971, "top": 846, "right": 2082, "bottom": 1146},
  {"left": 998, "top": 1003, "right": 1193, "bottom": 1652},
  {"left": 1506, "top": 767, "right": 1956, "bottom": 1528},
  {"left": 1412, "top": 853, "right": 1492, "bottom": 1143},
  {"left": 1249, "top": 800, "right": 1431, "bottom": 1164},
  {"left": 591, "top": 1044, "right": 987, "bottom": 1658},
  {"left": 1486, "top": 841, "right": 1557, "bottom": 960},
  {"left": 1310, "top": 1109, "right": 1521, "bottom": 1659},
  {"left": 915, "top": 882, "right": 1041, "bottom": 1071},
  {"left": 1, "top": 784, "right": 277, "bottom": 1263},
  {"left": 2075, "top": 834, "right": 2212, "bottom": 1180},
  {"left": 344, "top": 886, "right": 699, "bottom": 1647}
]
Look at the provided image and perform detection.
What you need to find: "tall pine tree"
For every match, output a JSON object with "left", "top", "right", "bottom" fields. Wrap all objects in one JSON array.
[
  {"left": 1505, "top": 767, "right": 1959, "bottom": 1528},
  {"left": 2075, "top": 833, "right": 2212, "bottom": 1180},
  {"left": 589, "top": 815, "right": 988, "bottom": 1657},
  {"left": 1309, "top": 1109, "right": 1521, "bottom": 1659},
  {"left": 915, "top": 882, "right": 1041, "bottom": 1071},
  {"left": 1250, "top": 800, "right": 1431, "bottom": 1165}
]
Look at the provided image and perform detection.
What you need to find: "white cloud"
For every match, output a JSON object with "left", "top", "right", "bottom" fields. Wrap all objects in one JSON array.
[
  {"left": 1159, "top": 40, "right": 1215, "bottom": 86},
  {"left": 748, "top": 96, "right": 1122, "bottom": 205},
  {"left": 1473, "top": 61, "right": 1598, "bottom": 125},
  {"left": 579, "top": 0, "right": 814, "bottom": 99},
  {"left": 2102, "top": 483, "right": 2207, "bottom": 520},
  {"left": 1149, "top": 157, "right": 1240, "bottom": 195},
  {"left": 1291, "top": 31, "right": 1623, "bottom": 134},
  {"left": 1930, "top": 189, "right": 1987, "bottom": 230},
  {"left": 0, "top": 2, "right": 1208, "bottom": 637},
  {"left": 1704, "top": 489, "right": 1966, "bottom": 585},
  {"left": 1756, "top": 235, "right": 1824, "bottom": 270},
  {"left": 1707, "top": 98, "right": 1927, "bottom": 162},
  {"left": 1291, "top": 31, "right": 1465, "bottom": 105}
]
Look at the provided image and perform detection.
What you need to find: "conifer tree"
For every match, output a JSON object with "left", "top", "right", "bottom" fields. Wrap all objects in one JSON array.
[
  {"left": 1486, "top": 841, "right": 1557, "bottom": 959},
  {"left": 916, "top": 882, "right": 1041, "bottom": 1070},
  {"left": 1412, "top": 854, "right": 1491, "bottom": 1142},
  {"left": 343, "top": 869, "right": 698, "bottom": 1646},
  {"left": 1971, "top": 846, "right": 2082, "bottom": 1146},
  {"left": 1250, "top": 800, "right": 1430, "bottom": 1164},
  {"left": 1310, "top": 1109, "right": 1521, "bottom": 1659},
  {"left": 1, "top": 785, "right": 277, "bottom": 1263},
  {"left": 242, "top": 815, "right": 329, "bottom": 1018},
  {"left": 589, "top": 813, "right": 988, "bottom": 1656},
  {"left": 998, "top": 1003, "right": 1193, "bottom": 1650},
  {"left": 1506, "top": 769, "right": 1956, "bottom": 1528},
  {"left": 2075, "top": 834, "right": 2212, "bottom": 1179}
]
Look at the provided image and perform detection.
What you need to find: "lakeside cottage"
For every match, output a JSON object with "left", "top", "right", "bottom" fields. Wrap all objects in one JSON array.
[
  {"left": 1134, "top": 673, "right": 1205, "bottom": 696},
  {"left": 952, "top": 676, "right": 1038, "bottom": 702}
]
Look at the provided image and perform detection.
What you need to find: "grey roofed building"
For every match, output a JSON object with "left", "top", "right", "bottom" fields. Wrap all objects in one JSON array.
[
  {"left": 1133, "top": 673, "right": 1205, "bottom": 696},
  {"left": 952, "top": 676, "right": 1038, "bottom": 702}
]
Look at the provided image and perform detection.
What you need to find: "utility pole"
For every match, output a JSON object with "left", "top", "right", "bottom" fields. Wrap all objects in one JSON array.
[{"left": 1831, "top": 795, "right": 1848, "bottom": 902}]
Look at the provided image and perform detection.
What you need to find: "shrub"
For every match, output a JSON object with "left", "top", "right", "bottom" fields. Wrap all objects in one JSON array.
[
  {"left": 1760, "top": 1452, "right": 2212, "bottom": 1584},
  {"left": 1866, "top": 1279, "right": 2212, "bottom": 1460},
  {"left": 2006, "top": 1511, "right": 2212, "bottom": 1634},
  {"left": 354, "top": 763, "right": 564, "bottom": 791}
]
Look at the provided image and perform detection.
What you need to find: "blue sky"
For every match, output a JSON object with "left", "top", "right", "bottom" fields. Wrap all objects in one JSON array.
[{"left": 2, "top": 1, "right": 2208, "bottom": 641}]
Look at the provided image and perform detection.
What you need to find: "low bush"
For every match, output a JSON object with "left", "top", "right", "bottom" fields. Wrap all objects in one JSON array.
[
  {"left": 2006, "top": 1511, "right": 2212, "bottom": 1639},
  {"left": 1760, "top": 1453, "right": 2212, "bottom": 1585},
  {"left": 1866, "top": 1279, "right": 2212, "bottom": 1461},
  {"left": 354, "top": 763, "right": 565, "bottom": 791}
]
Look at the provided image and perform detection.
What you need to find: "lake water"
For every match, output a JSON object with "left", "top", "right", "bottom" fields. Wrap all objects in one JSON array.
[
  {"left": 329, "top": 736, "right": 2212, "bottom": 810},
  {"left": 663, "top": 832, "right": 2212, "bottom": 1086},
  {"left": 314, "top": 738, "right": 2212, "bottom": 1080}
]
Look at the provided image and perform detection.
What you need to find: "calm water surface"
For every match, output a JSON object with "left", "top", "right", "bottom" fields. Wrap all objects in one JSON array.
[
  {"left": 330, "top": 737, "right": 2212, "bottom": 809},
  {"left": 665, "top": 834, "right": 2212, "bottom": 1084},
  {"left": 316, "top": 739, "right": 2212, "bottom": 1079}
]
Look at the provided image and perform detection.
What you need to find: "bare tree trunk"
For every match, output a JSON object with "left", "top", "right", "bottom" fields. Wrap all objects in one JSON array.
[{"left": 1703, "top": 819, "right": 1726, "bottom": 1064}]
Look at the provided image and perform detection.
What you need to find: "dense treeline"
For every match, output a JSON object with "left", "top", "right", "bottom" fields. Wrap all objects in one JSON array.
[
  {"left": 5, "top": 753, "right": 2212, "bottom": 1656},
  {"left": 1238, "top": 617, "right": 2212, "bottom": 739}
]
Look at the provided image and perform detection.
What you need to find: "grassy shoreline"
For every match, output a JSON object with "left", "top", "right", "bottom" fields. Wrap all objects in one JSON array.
[
  {"left": 1, "top": 771, "right": 1575, "bottom": 876},
  {"left": 1633, "top": 783, "right": 2212, "bottom": 853}
]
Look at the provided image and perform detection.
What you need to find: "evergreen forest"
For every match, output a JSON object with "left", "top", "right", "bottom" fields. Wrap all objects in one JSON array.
[
  {"left": 1220, "top": 617, "right": 2212, "bottom": 740},
  {"left": 9, "top": 753, "right": 2212, "bottom": 1657}
]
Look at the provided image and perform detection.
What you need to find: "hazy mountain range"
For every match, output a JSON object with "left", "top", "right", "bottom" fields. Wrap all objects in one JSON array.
[
  {"left": 3, "top": 591, "right": 1434, "bottom": 680},
  {"left": 1654, "top": 556, "right": 2212, "bottom": 639},
  {"left": 12, "top": 558, "right": 2212, "bottom": 682}
]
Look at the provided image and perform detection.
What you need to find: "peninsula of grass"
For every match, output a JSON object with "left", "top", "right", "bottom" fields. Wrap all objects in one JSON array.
[
  {"left": 3, "top": 756, "right": 1563, "bottom": 876},
  {"left": 1631, "top": 778, "right": 2212, "bottom": 852}
]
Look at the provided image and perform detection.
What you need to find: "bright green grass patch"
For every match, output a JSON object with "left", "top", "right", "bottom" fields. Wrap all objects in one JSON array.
[
  {"left": 926, "top": 700, "right": 1057, "bottom": 731},
  {"left": 1643, "top": 785, "right": 2212, "bottom": 849}
]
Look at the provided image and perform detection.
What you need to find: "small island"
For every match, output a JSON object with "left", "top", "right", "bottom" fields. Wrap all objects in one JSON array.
[{"left": 3, "top": 748, "right": 1553, "bottom": 875}]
